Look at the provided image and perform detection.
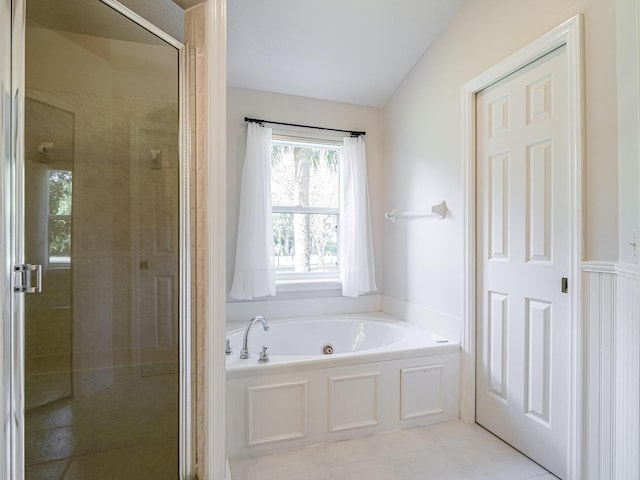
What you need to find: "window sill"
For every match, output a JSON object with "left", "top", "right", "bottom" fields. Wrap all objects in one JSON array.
[
  {"left": 276, "top": 278, "right": 342, "bottom": 293},
  {"left": 46, "top": 264, "right": 70, "bottom": 271}
]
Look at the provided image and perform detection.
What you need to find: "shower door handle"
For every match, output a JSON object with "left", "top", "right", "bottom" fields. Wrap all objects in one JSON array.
[{"left": 13, "top": 264, "right": 42, "bottom": 293}]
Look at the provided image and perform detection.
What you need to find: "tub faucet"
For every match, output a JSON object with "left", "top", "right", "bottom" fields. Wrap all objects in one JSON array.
[{"left": 240, "top": 316, "right": 269, "bottom": 359}]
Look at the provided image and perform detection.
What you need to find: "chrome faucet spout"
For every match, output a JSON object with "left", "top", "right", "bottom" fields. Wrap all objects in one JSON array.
[{"left": 240, "top": 316, "right": 269, "bottom": 359}]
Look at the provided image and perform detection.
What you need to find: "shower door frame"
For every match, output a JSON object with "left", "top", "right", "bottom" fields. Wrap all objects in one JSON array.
[
  {"left": 1, "top": 0, "right": 13, "bottom": 479},
  {"left": 3, "top": 0, "right": 194, "bottom": 478}
]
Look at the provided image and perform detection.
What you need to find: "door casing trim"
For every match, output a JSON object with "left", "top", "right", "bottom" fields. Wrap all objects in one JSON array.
[
  {"left": 205, "top": 1, "right": 228, "bottom": 479},
  {"left": 460, "top": 14, "right": 584, "bottom": 480}
]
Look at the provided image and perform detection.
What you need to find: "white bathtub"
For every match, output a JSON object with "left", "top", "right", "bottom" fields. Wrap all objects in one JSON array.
[
  {"left": 226, "top": 312, "right": 458, "bottom": 378},
  {"left": 226, "top": 312, "right": 460, "bottom": 458}
]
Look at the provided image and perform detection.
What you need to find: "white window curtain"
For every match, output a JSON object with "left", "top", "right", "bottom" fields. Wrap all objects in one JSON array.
[
  {"left": 230, "top": 123, "right": 276, "bottom": 300},
  {"left": 25, "top": 162, "right": 49, "bottom": 269},
  {"left": 340, "top": 136, "right": 377, "bottom": 297}
]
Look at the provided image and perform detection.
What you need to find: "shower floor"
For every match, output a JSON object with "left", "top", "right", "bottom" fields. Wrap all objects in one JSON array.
[
  {"left": 229, "top": 420, "right": 559, "bottom": 480},
  {"left": 25, "top": 373, "right": 178, "bottom": 480}
]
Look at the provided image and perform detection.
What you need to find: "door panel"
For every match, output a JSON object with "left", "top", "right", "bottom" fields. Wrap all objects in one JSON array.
[
  {"left": 487, "top": 291, "right": 508, "bottom": 399},
  {"left": 525, "top": 298, "right": 551, "bottom": 424},
  {"left": 476, "top": 46, "right": 570, "bottom": 479},
  {"left": 22, "top": 1, "right": 181, "bottom": 478},
  {"left": 133, "top": 125, "right": 179, "bottom": 378}
]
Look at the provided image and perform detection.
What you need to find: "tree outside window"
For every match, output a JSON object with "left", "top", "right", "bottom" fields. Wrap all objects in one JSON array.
[
  {"left": 48, "top": 170, "right": 72, "bottom": 266},
  {"left": 271, "top": 138, "right": 339, "bottom": 279}
]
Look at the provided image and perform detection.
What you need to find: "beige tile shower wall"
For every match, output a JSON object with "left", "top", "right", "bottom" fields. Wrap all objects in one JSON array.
[
  {"left": 185, "top": 4, "right": 208, "bottom": 477},
  {"left": 26, "top": 88, "right": 178, "bottom": 393}
]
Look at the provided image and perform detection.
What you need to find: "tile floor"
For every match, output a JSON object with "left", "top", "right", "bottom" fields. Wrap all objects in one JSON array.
[
  {"left": 229, "top": 420, "right": 559, "bottom": 480},
  {"left": 25, "top": 372, "right": 178, "bottom": 480}
]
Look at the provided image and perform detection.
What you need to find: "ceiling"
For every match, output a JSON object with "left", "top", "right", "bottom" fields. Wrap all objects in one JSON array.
[
  {"left": 28, "top": 0, "right": 464, "bottom": 106},
  {"left": 171, "top": 0, "right": 202, "bottom": 9},
  {"left": 227, "top": 0, "right": 465, "bottom": 107},
  {"left": 28, "top": 0, "right": 169, "bottom": 45},
  {"left": 28, "top": 0, "right": 184, "bottom": 46}
]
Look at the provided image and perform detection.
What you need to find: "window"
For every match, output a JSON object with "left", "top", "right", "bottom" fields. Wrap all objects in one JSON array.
[
  {"left": 270, "top": 137, "right": 340, "bottom": 282},
  {"left": 47, "top": 169, "right": 72, "bottom": 266}
]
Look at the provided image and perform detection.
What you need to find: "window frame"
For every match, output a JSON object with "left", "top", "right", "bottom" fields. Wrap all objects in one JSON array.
[
  {"left": 270, "top": 134, "right": 342, "bottom": 287},
  {"left": 46, "top": 167, "right": 73, "bottom": 269}
]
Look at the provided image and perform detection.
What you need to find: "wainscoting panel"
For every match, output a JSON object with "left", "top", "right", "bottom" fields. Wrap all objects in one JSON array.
[
  {"left": 583, "top": 267, "right": 616, "bottom": 480},
  {"left": 226, "top": 353, "right": 459, "bottom": 459},
  {"left": 614, "top": 270, "right": 639, "bottom": 480},
  {"left": 400, "top": 364, "right": 445, "bottom": 419},
  {"left": 329, "top": 373, "right": 380, "bottom": 432},
  {"left": 582, "top": 263, "right": 639, "bottom": 480},
  {"left": 247, "top": 381, "right": 308, "bottom": 446}
]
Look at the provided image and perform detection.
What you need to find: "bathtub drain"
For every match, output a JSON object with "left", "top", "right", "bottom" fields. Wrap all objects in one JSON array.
[{"left": 321, "top": 344, "right": 334, "bottom": 355}]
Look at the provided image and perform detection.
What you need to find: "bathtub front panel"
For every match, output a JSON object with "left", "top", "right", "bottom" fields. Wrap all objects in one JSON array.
[{"left": 226, "top": 351, "right": 459, "bottom": 459}]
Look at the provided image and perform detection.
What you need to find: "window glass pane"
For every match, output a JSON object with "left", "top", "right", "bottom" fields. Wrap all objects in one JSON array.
[
  {"left": 49, "top": 170, "right": 73, "bottom": 215},
  {"left": 48, "top": 170, "right": 73, "bottom": 264},
  {"left": 273, "top": 213, "right": 338, "bottom": 273},
  {"left": 48, "top": 218, "right": 71, "bottom": 263},
  {"left": 271, "top": 144, "right": 339, "bottom": 208}
]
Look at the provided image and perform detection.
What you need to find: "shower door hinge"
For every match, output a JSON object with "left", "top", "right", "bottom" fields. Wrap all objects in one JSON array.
[{"left": 13, "top": 264, "right": 42, "bottom": 293}]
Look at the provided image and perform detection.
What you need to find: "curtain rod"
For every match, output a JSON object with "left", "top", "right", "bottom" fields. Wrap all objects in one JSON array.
[{"left": 244, "top": 117, "right": 365, "bottom": 137}]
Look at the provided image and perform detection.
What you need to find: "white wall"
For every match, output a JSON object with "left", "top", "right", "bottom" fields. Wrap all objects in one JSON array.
[
  {"left": 617, "top": 0, "right": 640, "bottom": 265},
  {"left": 383, "top": 0, "right": 618, "bottom": 340},
  {"left": 226, "top": 87, "right": 385, "bottom": 320}
]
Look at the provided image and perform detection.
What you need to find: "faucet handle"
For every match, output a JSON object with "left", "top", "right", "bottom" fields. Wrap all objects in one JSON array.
[
  {"left": 258, "top": 345, "right": 270, "bottom": 363},
  {"left": 225, "top": 338, "right": 233, "bottom": 355}
]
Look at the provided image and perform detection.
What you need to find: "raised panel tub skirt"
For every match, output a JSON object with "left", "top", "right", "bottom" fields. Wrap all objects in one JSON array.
[{"left": 226, "top": 312, "right": 460, "bottom": 459}]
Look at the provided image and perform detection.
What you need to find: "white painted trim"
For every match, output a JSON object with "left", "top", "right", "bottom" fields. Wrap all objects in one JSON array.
[
  {"left": 616, "top": 263, "right": 640, "bottom": 279},
  {"left": 582, "top": 261, "right": 639, "bottom": 280},
  {"left": 581, "top": 261, "right": 618, "bottom": 275},
  {"left": 206, "top": 0, "right": 227, "bottom": 479},
  {"left": 460, "top": 15, "right": 584, "bottom": 480}
]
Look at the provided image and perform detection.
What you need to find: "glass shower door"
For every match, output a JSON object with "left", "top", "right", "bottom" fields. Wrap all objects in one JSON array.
[{"left": 22, "top": 1, "right": 182, "bottom": 478}]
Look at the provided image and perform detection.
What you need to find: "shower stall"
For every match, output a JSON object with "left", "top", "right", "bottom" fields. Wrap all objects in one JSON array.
[{"left": 2, "top": 0, "right": 193, "bottom": 478}]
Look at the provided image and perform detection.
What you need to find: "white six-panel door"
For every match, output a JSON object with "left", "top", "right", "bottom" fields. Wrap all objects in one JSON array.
[{"left": 476, "top": 46, "right": 570, "bottom": 479}]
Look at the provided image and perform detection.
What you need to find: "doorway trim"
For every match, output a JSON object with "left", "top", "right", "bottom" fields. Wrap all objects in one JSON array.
[
  {"left": 460, "top": 15, "right": 584, "bottom": 480},
  {"left": 205, "top": 1, "right": 228, "bottom": 479}
]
